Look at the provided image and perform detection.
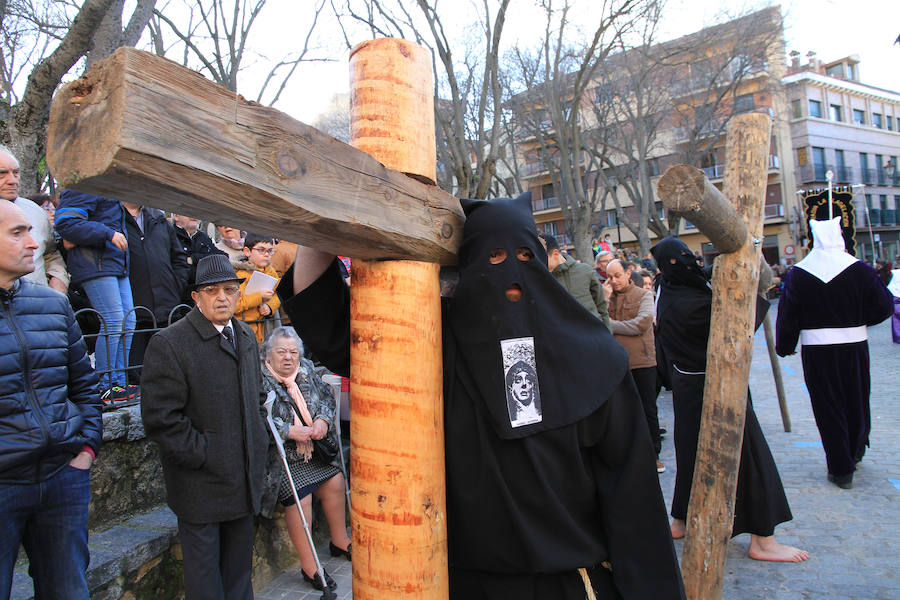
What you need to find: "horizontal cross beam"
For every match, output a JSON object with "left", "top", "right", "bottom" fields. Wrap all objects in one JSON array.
[{"left": 47, "top": 47, "right": 463, "bottom": 264}]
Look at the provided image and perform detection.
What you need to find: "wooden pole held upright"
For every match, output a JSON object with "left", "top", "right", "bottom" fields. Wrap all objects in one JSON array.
[
  {"left": 348, "top": 38, "right": 448, "bottom": 600},
  {"left": 680, "top": 112, "right": 772, "bottom": 600}
]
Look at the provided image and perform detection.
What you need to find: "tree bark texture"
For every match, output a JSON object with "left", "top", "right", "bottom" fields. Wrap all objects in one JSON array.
[
  {"left": 347, "top": 38, "right": 449, "bottom": 600},
  {"left": 7, "top": 0, "right": 116, "bottom": 194},
  {"left": 680, "top": 112, "right": 772, "bottom": 600},
  {"left": 656, "top": 164, "right": 748, "bottom": 254},
  {"left": 47, "top": 47, "right": 463, "bottom": 264}
]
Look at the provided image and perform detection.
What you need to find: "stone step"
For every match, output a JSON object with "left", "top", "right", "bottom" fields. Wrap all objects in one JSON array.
[{"left": 10, "top": 507, "right": 178, "bottom": 600}]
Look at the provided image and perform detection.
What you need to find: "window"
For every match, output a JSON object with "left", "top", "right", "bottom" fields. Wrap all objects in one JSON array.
[
  {"left": 873, "top": 113, "right": 883, "bottom": 128},
  {"left": 880, "top": 195, "right": 888, "bottom": 211},
  {"left": 812, "top": 147, "right": 826, "bottom": 180},
  {"left": 825, "top": 63, "right": 844, "bottom": 78},
  {"left": 847, "top": 64, "right": 855, "bottom": 80},
  {"left": 853, "top": 109, "right": 865, "bottom": 125},
  {"left": 646, "top": 158, "right": 660, "bottom": 178},
  {"left": 808, "top": 99, "right": 822, "bottom": 118},
  {"left": 835, "top": 149, "right": 846, "bottom": 181},
  {"left": 734, "top": 94, "right": 754, "bottom": 113},
  {"left": 860, "top": 152, "right": 869, "bottom": 171},
  {"left": 887, "top": 116, "right": 894, "bottom": 131},
  {"left": 605, "top": 209, "right": 617, "bottom": 228},
  {"left": 830, "top": 104, "right": 842, "bottom": 121},
  {"left": 791, "top": 99, "right": 802, "bottom": 119},
  {"left": 811, "top": 147, "right": 825, "bottom": 166}
]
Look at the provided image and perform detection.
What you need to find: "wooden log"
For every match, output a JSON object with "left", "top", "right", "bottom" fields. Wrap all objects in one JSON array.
[
  {"left": 348, "top": 39, "right": 449, "bottom": 600},
  {"left": 756, "top": 259, "right": 791, "bottom": 432},
  {"left": 763, "top": 313, "right": 791, "bottom": 432},
  {"left": 46, "top": 47, "right": 463, "bottom": 264},
  {"left": 656, "top": 164, "right": 748, "bottom": 253},
  {"left": 681, "top": 112, "right": 772, "bottom": 600}
]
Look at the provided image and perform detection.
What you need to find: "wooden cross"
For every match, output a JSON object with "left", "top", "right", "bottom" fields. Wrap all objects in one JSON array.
[
  {"left": 656, "top": 112, "right": 773, "bottom": 600},
  {"left": 49, "top": 42, "right": 454, "bottom": 599}
]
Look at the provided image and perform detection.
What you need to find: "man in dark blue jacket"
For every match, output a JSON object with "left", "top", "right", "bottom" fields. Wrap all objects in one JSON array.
[{"left": 0, "top": 200, "right": 102, "bottom": 600}]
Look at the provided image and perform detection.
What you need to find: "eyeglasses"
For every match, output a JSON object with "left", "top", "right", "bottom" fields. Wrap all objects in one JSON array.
[
  {"left": 197, "top": 284, "right": 240, "bottom": 296},
  {"left": 251, "top": 247, "right": 274, "bottom": 255}
]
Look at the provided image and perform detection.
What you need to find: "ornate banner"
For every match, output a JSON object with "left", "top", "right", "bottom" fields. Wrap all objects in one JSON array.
[{"left": 802, "top": 186, "right": 858, "bottom": 256}]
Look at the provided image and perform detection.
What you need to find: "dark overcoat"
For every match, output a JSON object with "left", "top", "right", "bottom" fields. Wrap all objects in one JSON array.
[{"left": 140, "top": 307, "right": 269, "bottom": 523}]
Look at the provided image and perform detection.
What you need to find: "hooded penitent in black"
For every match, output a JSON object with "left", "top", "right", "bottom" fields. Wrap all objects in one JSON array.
[
  {"left": 279, "top": 194, "right": 685, "bottom": 600},
  {"left": 652, "top": 236, "right": 792, "bottom": 537}
]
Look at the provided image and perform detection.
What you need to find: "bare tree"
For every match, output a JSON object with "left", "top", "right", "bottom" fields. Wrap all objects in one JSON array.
[
  {"left": 506, "top": 0, "right": 656, "bottom": 260},
  {"left": 334, "top": 0, "right": 511, "bottom": 199},
  {"left": 149, "top": 0, "right": 329, "bottom": 106},
  {"left": 312, "top": 91, "right": 350, "bottom": 142}
]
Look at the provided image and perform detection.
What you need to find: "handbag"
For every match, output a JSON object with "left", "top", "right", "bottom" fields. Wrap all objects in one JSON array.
[{"left": 289, "top": 400, "right": 339, "bottom": 462}]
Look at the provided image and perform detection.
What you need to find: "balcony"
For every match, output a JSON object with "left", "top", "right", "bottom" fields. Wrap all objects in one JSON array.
[
  {"left": 861, "top": 168, "right": 876, "bottom": 185},
  {"left": 832, "top": 165, "right": 854, "bottom": 183},
  {"left": 702, "top": 155, "right": 779, "bottom": 180},
  {"left": 533, "top": 196, "right": 560, "bottom": 212},
  {"left": 881, "top": 209, "right": 896, "bottom": 226},
  {"left": 796, "top": 163, "right": 830, "bottom": 184}
]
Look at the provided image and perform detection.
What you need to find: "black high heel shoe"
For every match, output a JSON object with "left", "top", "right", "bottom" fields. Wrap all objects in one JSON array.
[
  {"left": 302, "top": 568, "right": 337, "bottom": 591},
  {"left": 329, "top": 541, "right": 352, "bottom": 560}
]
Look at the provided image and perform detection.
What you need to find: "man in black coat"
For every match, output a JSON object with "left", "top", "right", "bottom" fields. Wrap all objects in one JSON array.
[
  {"left": 141, "top": 255, "right": 269, "bottom": 600},
  {"left": 122, "top": 202, "right": 191, "bottom": 384}
]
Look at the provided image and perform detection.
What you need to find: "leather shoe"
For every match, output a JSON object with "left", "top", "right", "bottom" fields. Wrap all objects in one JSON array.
[
  {"left": 330, "top": 540, "right": 352, "bottom": 560},
  {"left": 302, "top": 568, "right": 337, "bottom": 591},
  {"left": 827, "top": 473, "right": 853, "bottom": 489}
]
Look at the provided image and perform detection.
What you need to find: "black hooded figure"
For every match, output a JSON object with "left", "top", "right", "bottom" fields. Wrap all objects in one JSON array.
[
  {"left": 279, "top": 194, "right": 686, "bottom": 599},
  {"left": 652, "top": 236, "right": 807, "bottom": 563}
]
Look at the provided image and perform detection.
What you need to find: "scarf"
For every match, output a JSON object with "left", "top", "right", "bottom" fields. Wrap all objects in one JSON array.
[
  {"left": 221, "top": 236, "right": 245, "bottom": 250},
  {"left": 265, "top": 361, "right": 315, "bottom": 461}
]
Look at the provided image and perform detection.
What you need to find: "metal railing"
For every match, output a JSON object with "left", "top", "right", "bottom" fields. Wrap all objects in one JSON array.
[{"left": 78, "top": 303, "right": 285, "bottom": 409}]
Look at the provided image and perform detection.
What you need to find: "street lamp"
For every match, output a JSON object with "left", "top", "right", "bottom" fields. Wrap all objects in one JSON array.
[{"left": 885, "top": 159, "right": 896, "bottom": 185}]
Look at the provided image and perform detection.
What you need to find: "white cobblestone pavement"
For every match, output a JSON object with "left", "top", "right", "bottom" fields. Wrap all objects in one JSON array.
[{"left": 260, "top": 308, "right": 899, "bottom": 600}]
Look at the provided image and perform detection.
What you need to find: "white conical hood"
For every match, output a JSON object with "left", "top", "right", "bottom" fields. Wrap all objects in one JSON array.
[{"left": 795, "top": 216, "right": 858, "bottom": 283}]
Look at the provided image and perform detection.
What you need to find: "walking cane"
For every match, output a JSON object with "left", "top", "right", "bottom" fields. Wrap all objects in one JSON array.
[{"left": 264, "top": 392, "right": 337, "bottom": 600}]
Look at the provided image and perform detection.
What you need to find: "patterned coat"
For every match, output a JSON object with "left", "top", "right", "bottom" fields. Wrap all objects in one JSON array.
[{"left": 259, "top": 356, "right": 341, "bottom": 518}]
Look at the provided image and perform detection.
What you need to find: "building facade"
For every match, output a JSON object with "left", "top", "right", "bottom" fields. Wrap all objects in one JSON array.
[{"left": 785, "top": 52, "right": 900, "bottom": 263}]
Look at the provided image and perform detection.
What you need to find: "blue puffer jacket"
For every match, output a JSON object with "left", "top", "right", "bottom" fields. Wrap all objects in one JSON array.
[
  {"left": 0, "top": 279, "right": 102, "bottom": 484},
  {"left": 55, "top": 190, "right": 129, "bottom": 286}
]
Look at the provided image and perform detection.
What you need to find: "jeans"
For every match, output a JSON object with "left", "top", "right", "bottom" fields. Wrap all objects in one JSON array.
[
  {"left": 81, "top": 275, "right": 135, "bottom": 388},
  {"left": 0, "top": 465, "right": 92, "bottom": 600}
]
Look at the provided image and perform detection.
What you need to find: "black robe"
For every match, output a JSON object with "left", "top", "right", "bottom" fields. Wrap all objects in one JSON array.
[
  {"left": 775, "top": 262, "right": 893, "bottom": 477},
  {"left": 655, "top": 281, "right": 792, "bottom": 537},
  {"left": 277, "top": 261, "right": 685, "bottom": 600}
]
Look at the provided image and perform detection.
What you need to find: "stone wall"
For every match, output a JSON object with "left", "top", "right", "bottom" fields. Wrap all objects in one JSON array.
[{"left": 11, "top": 407, "right": 304, "bottom": 600}]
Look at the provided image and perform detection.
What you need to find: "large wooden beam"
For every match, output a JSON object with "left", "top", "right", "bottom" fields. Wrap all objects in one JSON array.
[
  {"left": 46, "top": 47, "right": 463, "bottom": 264},
  {"left": 657, "top": 164, "right": 748, "bottom": 254},
  {"left": 679, "top": 112, "right": 772, "bottom": 600},
  {"left": 348, "top": 39, "right": 448, "bottom": 600}
]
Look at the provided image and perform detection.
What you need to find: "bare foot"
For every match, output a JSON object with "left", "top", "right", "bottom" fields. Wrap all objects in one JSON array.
[
  {"left": 670, "top": 518, "right": 686, "bottom": 539},
  {"left": 748, "top": 534, "right": 809, "bottom": 562}
]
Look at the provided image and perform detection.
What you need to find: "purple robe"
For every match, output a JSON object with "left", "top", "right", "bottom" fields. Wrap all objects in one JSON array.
[{"left": 776, "top": 262, "right": 893, "bottom": 477}]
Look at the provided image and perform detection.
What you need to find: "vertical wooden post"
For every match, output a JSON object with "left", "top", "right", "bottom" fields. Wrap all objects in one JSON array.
[
  {"left": 347, "top": 39, "right": 448, "bottom": 600},
  {"left": 763, "top": 313, "right": 791, "bottom": 432},
  {"left": 681, "top": 112, "right": 772, "bottom": 600}
]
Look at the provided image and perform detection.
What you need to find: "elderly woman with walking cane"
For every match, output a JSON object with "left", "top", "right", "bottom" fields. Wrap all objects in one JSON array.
[{"left": 258, "top": 326, "right": 351, "bottom": 593}]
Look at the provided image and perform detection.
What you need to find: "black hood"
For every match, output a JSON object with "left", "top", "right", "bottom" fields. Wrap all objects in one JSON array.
[{"left": 448, "top": 193, "right": 628, "bottom": 439}]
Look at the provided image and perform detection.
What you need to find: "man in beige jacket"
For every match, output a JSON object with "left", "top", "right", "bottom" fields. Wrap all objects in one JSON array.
[{"left": 606, "top": 259, "right": 663, "bottom": 473}]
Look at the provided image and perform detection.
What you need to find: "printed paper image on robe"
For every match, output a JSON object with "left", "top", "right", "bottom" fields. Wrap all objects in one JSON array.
[{"left": 501, "top": 337, "right": 542, "bottom": 427}]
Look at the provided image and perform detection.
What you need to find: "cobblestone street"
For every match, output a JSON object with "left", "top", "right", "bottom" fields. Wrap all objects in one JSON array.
[{"left": 260, "top": 311, "right": 899, "bottom": 599}]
